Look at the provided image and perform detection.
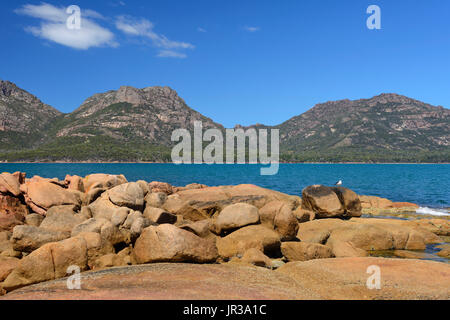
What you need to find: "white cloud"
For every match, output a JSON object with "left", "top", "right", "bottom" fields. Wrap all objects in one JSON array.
[
  {"left": 157, "top": 50, "right": 187, "bottom": 59},
  {"left": 15, "top": 3, "right": 66, "bottom": 22},
  {"left": 15, "top": 3, "right": 117, "bottom": 50},
  {"left": 110, "top": 1, "right": 126, "bottom": 7},
  {"left": 244, "top": 26, "right": 260, "bottom": 32},
  {"left": 15, "top": 3, "right": 194, "bottom": 58},
  {"left": 83, "top": 9, "right": 106, "bottom": 20},
  {"left": 197, "top": 27, "right": 206, "bottom": 33},
  {"left": 115, "top": 16, "right": 152, "bottom": 36},
  {"left": 115, "top": 15, "right": 194, "bottom": 57}
]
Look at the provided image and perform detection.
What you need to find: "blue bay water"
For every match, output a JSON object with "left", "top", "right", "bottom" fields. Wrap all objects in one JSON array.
[{"left": 0, "top": 163, "right": 449, "bottom": 209}]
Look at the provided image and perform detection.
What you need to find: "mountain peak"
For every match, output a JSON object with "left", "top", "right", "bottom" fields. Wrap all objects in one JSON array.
[
  {"left": 0, "top": 80, "right": 36, "bottom": 100},
  {"left": 279, "top": 92, "right": 449, "bottom": 156},
  {"left": 0, "top": 80, "right": 61, "bottom": 148},
  {"left": 374, "top": 93, "right": 403, "bottom": 98},
  {"left": 0, "top": 80, "right": 18, "bottom": 97},
  {"left": 1, "top": 81, "right": 448, "bottom": 162},
  {"left": 367, "top": 93, "right": 424, "bottom": 105},
  {"left": 74, "top": 85, "right": 185, "bottom": 117},
  {"left": 0, "top": 81, "right": 61, "bottom": 114},
  {"left": 55, "top": 84, "right": 221, "bottom": 145},
  {"left": 0, "top": 80, "right": 60, "bottom": 112}
]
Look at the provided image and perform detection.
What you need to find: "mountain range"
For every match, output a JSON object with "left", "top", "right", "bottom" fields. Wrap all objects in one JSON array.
[{"left": 1, "top": 80, "right": 449, "bottom": 163}]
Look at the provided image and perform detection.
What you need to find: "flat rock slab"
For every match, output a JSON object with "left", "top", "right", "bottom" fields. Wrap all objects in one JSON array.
[
  {"left": 276, "top": 257, "right": 450, "bottom": 300},
  {"left": 2, "top": 258, "right": 449, "bottom": 300},
  {"left": 0, "top": 263, "right": 319, "bottom": 300}
]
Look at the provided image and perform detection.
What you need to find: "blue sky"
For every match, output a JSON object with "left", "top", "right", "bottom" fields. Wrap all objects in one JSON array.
[{"left": 1, "top": 0, "right": 449, "bottom": 127}]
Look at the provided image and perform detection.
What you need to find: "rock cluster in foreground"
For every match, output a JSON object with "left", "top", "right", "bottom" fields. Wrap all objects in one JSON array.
[{"left": 0, "top": 172, "right": 449, "bottom": 299}]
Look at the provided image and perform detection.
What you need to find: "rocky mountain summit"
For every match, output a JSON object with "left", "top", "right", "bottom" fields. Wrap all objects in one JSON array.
[
  {"left": 55, "top": 85, "right": 222, "bottom": 144},
  {"left": 0, "top": 172, "right": 449, "bottom": 299},
  {"left": 0, "top": 81, "right": 61, "bottom": 149},
  {"left": 277, "top": 93, "right": 450, "bottom": 161},
  {"left": 0, "top": 80, "right": 449, "bottom": 162},
  {"left": 0, "top": 81, "right": 224, "bottom": 161}
]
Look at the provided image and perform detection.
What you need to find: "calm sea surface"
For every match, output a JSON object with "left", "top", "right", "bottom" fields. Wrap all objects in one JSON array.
[{"left": 1, "top": 163, "right": 449, "bottom": 210}]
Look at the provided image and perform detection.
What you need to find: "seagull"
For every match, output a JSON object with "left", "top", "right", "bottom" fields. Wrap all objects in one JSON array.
[{"left": 335, "top": 180, "right": 343, "bottom": 186}]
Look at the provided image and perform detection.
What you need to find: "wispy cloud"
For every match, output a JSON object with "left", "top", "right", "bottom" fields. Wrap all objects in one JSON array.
[
  {"left": 197, "top": 27, "right": 206, "bottom": 33},
  {"left": 110, "top": 1, "right": 126, "bottom": 7},
  {"left": 115, "top": 15, "right": 194, "bottom": 57},
  {"left": 15, "top": 3, "right": 116, "bottom": 50},
  {"left": 244, "top": 26, "right": 260, "bottom": 32},
  {"left": 157, "top": 50, "right": 187, "bottom": 59},
  {"left": 15, "top": 3, "right": 194, "bottom": 58}
]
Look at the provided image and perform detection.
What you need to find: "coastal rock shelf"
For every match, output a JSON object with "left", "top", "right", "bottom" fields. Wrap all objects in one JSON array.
[
  {"left": 3, "top": 259, "right": 450, "bottom": 300},
  {"left": 0, "top": 172, "right": 449, "bottom": 299}
]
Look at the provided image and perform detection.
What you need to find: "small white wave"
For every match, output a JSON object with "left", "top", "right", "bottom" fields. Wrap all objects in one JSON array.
[{"left": 415, "top": 207, "right": 450, "bottom": 216}]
